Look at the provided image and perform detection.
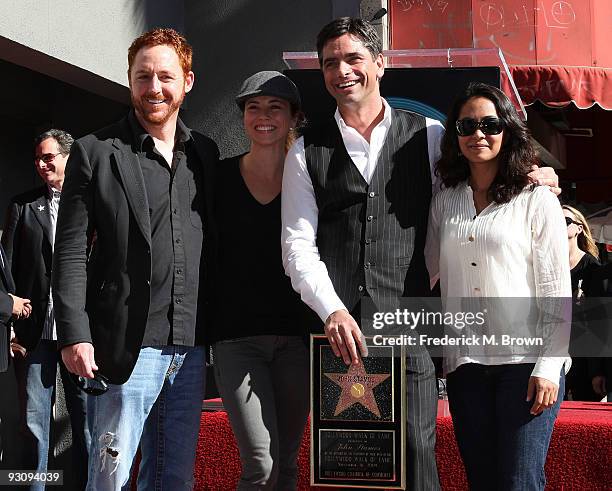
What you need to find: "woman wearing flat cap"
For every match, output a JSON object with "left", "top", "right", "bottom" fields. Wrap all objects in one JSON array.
[{"left": 210, "top": 71, "right": 315, "bottom": 490}]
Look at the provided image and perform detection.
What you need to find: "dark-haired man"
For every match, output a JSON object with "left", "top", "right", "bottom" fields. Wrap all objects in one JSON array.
[
  {"left": 52, "top": 28, "right": 218, "bottom": 490},
  {"left": 282, "top": 17, "right": 559, "bottom": 490},
  {"left": 2, "top": 129, "right": 89, "bottom": 489}
]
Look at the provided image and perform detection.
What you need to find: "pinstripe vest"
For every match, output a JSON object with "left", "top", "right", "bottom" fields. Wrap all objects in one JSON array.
[{"left": 304, "top": 109, "right": 432, "bottom": 312}]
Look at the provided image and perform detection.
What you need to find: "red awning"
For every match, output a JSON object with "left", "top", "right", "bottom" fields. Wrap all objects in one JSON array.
[{"left": 510, "top": 65, "right": 612, "bottom": 110}]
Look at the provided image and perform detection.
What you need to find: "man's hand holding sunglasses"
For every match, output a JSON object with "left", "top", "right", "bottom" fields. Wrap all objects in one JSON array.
[
  {"left": 61, "top": 342, "right": 98, "bottom": 379},
  {"left": 62, "top": 343, "right": 109, "bottom": 396}
]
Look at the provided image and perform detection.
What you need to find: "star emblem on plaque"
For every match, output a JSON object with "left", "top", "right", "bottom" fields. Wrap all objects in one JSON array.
[
  {"left": 319, "top": 344, "right": 394, "bottom": 422},
  {"left": 324, "top": 361, "right": 390, "bottom": 418}
]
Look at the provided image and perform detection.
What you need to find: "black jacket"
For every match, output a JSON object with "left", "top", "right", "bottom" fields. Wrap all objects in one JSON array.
[
  {"left": 52, "top": 114, "right": 218, "bottom": 384},
  {"left": 2, "top": 186, "right": 53, "bottom": 351},
  {"left": 0, "top": 246, "right": 15, "bottom": 372}
]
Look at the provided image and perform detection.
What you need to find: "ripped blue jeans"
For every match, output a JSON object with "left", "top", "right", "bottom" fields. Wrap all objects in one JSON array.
[{"left": 85, "top": 346, "right": 206, "bottom": 491}]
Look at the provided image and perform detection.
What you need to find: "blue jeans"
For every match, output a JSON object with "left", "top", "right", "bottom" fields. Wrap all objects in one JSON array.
[
  {"left": 14, "top": 340, "right": 90, "bottom": 491},
  {"left": 447, "top": 363, "right": 564, "bottom": 491},
  {"left": 86, "top": 345, "right": 206, "bottom": 491},
  {"left": 213, "top": 336, "right": 309, "bottom": 491}
]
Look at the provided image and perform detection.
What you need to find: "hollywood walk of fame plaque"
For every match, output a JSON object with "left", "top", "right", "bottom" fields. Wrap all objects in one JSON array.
[{"left": 310, "top": 335, "right": 406, "bottom": 489}]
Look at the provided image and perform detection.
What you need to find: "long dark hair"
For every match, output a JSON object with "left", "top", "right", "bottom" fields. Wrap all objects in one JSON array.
[{"left": 436, "top": 82, "right": 538, "bottom": 203}]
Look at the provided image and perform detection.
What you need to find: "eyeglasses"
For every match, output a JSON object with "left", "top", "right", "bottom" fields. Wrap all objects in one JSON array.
[
  {"left": 34, "top": 153, "right": 62, "bottom": 164},
  {"left": 565, "top": 217, "right": 581, "bottom": 227},
  {"left": 456, "top": 117, "right": 504, "bottom": 137},
  {"left": 71, "top": 372, "right": 109, "bottom": 396}
]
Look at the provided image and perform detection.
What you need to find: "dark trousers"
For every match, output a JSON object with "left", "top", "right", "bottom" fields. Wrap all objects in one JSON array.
[
  {"left": 565, "top": 358, "right": 599, "bottom": 401},
  {"left": 406, "top": 351, "right": 440, "bottom": 491},
  {"left": 447, "top": 363, "right": 564, "bottom": 491},
  {"left": 0, "top": 363, "right": 20, "bottom": 469}
]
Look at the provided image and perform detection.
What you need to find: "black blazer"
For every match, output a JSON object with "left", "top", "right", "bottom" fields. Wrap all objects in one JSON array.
[
  {"left": 52, "top": 114, "right": 219, "bottom": 384},
  {"left": 2, "top": 186, "right": 53, "bottom": 350},
  {"left": 0, "top": 245, "right": 15, "bottom": 372}
]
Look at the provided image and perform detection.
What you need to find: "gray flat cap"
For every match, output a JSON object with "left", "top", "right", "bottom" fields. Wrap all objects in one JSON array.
[{"left": 236, "top": 71, "right": 301, "bottom": 110}]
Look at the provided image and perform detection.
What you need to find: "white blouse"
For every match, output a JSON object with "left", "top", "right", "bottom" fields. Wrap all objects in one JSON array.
[{"left": 425, "top": 182, "right": 572, "bottom": 385}]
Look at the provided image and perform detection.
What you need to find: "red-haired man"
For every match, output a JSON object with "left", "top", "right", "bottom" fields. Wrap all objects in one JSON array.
[{"left": 53, "top": 28, "right": 218, "bottom": 490}]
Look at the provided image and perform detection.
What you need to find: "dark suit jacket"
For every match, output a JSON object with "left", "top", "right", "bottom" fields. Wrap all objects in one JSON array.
[
  {"left": 52, "top": 114, "right": 219, "bottom": 384},
  {"left": 2, "top": 186, "right": 53, "bottom": 351},
  {"left": 0, "top": 246, "right": 15, "bottom": 372}
]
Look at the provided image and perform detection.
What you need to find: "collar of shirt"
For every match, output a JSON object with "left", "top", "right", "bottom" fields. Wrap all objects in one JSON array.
[
  {"left": 333, "top": 98, "right": 393, "bottom": 183},
  {"left": 127, "top": 110, "right": 193, "bottom": 152},
  {"left": 47, "top": 185, "right": 61, "bottom": 200}
]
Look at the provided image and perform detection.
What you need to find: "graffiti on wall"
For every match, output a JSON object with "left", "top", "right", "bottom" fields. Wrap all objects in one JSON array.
[
  {"left": 478, "top": 2, "right": 576, "bottom": 30},
  {"left": 395, "top": 0, "right": 450, "bottom": 14},
  {"left": 391, "top": 0, "right": 590, "bottom": 65}
]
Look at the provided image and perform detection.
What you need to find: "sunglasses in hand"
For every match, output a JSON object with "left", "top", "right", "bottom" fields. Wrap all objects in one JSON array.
[{"left": 71, "top": 372, "right": 110, "bottom": 396}]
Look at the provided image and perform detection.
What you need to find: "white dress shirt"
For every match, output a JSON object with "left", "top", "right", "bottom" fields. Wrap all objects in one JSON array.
[
  {"left": 41, "top": 186, "right": 61, "bottom": 340},
  {"left": 425, "top": 182, "right": 572, "bottom": 385},
  {"left": 281, "top": 99, "right": 445, "bottom": 322}
]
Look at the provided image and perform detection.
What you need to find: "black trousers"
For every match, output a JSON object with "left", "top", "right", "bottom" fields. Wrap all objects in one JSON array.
[{"left": 405, "top": 350, "right": 441, "bottom": 491}]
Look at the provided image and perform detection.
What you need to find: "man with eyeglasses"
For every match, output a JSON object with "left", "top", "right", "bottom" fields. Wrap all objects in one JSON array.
[{"left": 1, "top": 129, "right": 90, "bottom": 489}]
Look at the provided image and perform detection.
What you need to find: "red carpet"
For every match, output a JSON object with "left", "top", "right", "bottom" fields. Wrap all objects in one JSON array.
[{"left": 194, "top": 401, "right": 612, "bottom": 490}]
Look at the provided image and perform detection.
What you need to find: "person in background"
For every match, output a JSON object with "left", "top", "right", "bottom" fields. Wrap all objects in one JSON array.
[
  {"left": 590, "top": 345, "right": 612, "bottom": 402},
  {"left": 0, "top": 248, "right": 31, "bottom": 369},
  {"left": 211, "top": 71, "right": 315, "bottom": 490},
  {"left": 589, "top": 250, "right": 612, "bottom": 401},
  {"left": 426, "top": 82, "right": 571, "bottom": 490},
  {"left": 562, "top": 204, "right": 603, "bottom": 401},
  {"left": 561, "top": 206, "right": 612, "bottom": 403},
  {"left": 0, "top": 243, "right": 31, "bottom": 469},
  {"left": 2, "top": 129, "right": 90, "bottom": 490}
]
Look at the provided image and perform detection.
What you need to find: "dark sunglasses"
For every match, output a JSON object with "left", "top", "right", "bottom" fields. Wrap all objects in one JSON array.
[
  {"left": 565, "top": 217, "right": 581, "bottom": 227},
  {"left": 455, "top": 116, "right": 504, "bottom": 136},
  {"left": 71, "top": 372, "right": 110, "bottom": 396},
  {"left": 34, "top": 152, "right": 62, "bottom": 164}
]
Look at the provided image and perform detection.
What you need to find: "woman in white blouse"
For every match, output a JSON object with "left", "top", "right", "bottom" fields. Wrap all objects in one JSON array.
[{"left": 425, "top": 83, "right": 571, "bottom": 490}]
